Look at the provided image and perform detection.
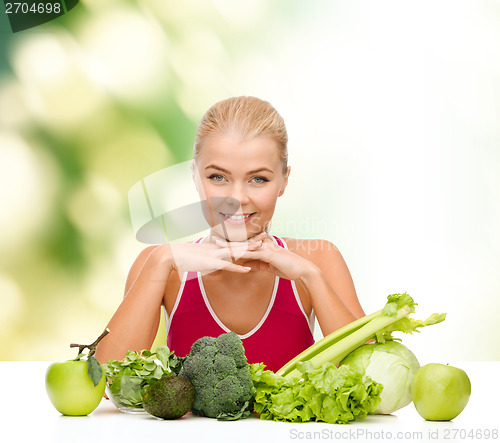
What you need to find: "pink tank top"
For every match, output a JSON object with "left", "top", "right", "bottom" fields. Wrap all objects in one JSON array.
[{"left": 165, "top": 235, "right": 315, "bottom": 372}]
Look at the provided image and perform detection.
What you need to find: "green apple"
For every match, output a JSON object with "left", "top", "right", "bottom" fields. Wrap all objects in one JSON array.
[
  {"left": 46, "top": 360, "right": 106, "bottom": 416},
  {"left": 411, "top": 363, "right": 471, "bottom": 421},
  {"left": 45, "top": 328, "right": 109, "bottom": 416}
]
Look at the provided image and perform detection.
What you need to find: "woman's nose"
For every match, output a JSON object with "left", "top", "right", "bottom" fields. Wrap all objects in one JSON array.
[{"left": 227, "top": 183, "right": 249, "bottom": 206}]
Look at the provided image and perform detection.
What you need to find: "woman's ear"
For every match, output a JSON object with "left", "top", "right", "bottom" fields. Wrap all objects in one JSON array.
[{"left": 278, "top": 166, "right": 291, "bottom": 197}]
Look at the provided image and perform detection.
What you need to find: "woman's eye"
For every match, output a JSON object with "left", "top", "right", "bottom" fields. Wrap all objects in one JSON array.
[
  {"left": 208, "top": 174, "right": 225, "bottom": 182},
  {"left": 253, "top": 176, "right": 269, "bottom": 184}
]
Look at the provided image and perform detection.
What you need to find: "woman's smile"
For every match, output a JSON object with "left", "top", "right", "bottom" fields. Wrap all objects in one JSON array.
[{"left": 220, "top": 212, "right": 257, "bottom": 224}]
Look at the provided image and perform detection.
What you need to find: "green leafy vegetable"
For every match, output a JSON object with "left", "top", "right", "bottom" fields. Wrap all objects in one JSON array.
[
  {"left": 251, "top": 361, "right": 383, "bottom": 424},
  {"left": 277, "top": 293, "right": 446, "bottom": 379},
  {"left": 340, "top": 341, "right": 420, "bottom": 414},
  {"left": 104, "top": 345, "right": 181, "bottom": 409}
]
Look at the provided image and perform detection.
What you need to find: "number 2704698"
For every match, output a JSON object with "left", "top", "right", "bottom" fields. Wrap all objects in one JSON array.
[{"left": 5, "top": 2, "right": 62, "bottom": 14}]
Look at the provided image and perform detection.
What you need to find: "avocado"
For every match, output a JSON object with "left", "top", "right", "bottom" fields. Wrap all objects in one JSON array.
[{"left": 142, "top": 374, "right": 195, "bottom": 419}]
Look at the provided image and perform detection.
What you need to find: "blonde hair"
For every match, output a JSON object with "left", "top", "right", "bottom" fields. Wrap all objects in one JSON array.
[{"left": 193, "top": 96, "right": 288, "bottom": 174}]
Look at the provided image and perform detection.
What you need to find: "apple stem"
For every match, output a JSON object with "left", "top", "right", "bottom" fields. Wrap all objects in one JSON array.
[{"left": 70, "top": 328, "right": 110, "bottom": 359}]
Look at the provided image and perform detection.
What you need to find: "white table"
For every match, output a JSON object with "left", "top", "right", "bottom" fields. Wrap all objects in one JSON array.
[{"left": 2, "top": 361, "right": 498, "bottom": 443}]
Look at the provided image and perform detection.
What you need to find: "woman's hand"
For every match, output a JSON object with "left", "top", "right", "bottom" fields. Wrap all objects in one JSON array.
[
  {"left": 166, "top": 234, "right": 264, "bottom": 275},
  {"left": 214, "top": 233, "right": 318, "bottom": 282}
]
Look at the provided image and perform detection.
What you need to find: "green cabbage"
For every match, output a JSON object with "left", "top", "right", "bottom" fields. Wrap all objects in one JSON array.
[{"left": 340, "top": 341, "right": 420, "bottom": 414}]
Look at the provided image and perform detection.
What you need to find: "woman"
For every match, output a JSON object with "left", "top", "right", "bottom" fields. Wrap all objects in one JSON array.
[{"left": 96, "top": 96, "right": 365, "bottom": 371}]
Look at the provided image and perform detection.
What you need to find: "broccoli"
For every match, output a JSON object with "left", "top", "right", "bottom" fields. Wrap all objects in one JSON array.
[{"left": 179, "top": 332, "right": 255, "bottom": 420}]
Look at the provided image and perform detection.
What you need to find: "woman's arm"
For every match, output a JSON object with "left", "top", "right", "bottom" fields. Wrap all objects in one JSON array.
[
  {"left": 297, "top": 239, "right": 365, "bottom": 335},
  {"left": 94, "top": 245, "right": 173, "bottom": 364}
]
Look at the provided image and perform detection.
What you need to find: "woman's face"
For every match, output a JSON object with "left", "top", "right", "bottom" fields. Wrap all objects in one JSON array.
[{"left": 193, "top": 132, "right": 290, "bottom": 241}]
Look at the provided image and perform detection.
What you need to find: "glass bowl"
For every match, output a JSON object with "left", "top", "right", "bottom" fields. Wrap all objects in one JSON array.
[{"left": 106, "top": 375, "right": 155, "bottom": 413}]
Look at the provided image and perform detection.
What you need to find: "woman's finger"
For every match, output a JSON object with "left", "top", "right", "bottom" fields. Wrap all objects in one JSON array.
[
  {"left": 213, "top": 244, "right": 258, "bottom": 263},
  {"left": 214, "top": 238, "right": 263, "bottom": 251},
  {"left": 251, "top": 231, "right": 268, "bottom": 241},
  {"left": 233, "top": 249, "right": 271, "bottom": 262},
  {"left": 213, "top": 260, "right": 252, "bottom": 273},
  {"left": 241, "top": 259, "right": 275, "bottom": 274}
]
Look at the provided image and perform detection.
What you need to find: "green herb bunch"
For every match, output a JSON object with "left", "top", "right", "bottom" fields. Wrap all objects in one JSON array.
[{"left": 104, "top": 345, "right": 185, "bottom": 409}]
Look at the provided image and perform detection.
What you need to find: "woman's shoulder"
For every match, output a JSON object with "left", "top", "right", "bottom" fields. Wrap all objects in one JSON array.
[
  {"left": 279, "top": 236, "right": 350, "bottom": 283},
  {"left": 280, "top": 236, "right": 338, "bottom": 253},
  {"left": 279, "top": 236, "right": 342, "bottom": 264},
  {"left": 129, "top": 242, "right": 183, "bottom": 289}
]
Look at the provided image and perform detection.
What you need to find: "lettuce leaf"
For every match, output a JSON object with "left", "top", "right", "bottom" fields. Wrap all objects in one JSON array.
[{"left": 250, "top": 361, "right": 383, "bottom": 424}]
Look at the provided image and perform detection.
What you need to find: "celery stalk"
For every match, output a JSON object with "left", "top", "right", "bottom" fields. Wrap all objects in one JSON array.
[
  {"left": 277, "top": 293, "right": 446, "bottom": 380},
  {"left": 280, "top": 305, "right": 412, "bottom": 379},
  {"left": 276, "top": 309, "right": 381, "bottom": 377}
]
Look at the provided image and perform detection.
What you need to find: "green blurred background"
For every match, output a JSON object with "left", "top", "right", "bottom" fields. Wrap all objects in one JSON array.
[{"left": 1, "top": 0, "right": 499, "bottom": 362}]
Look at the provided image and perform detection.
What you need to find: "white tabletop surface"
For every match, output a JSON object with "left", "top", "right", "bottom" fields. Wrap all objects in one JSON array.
[{"left": 1, "top": 361, "right": 498, "bottom": 443}]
